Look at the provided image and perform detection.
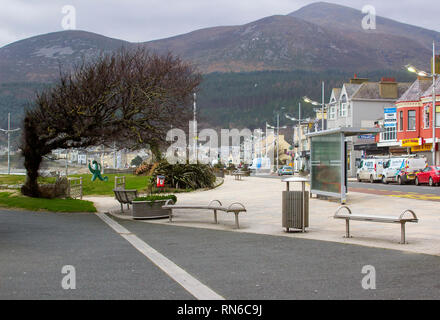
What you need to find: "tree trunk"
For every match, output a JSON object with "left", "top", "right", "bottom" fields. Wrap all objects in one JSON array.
[
  {"left": 20, "top": 118, "right": 43, "bottom": 197},
  {"left": 21, "top": 153, "right": 42, "bottom": 197}
]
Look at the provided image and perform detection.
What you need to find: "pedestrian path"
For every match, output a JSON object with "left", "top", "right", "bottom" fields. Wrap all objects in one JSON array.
[{"left": 87, "top": 175, "right": 440, "bottom": 256}]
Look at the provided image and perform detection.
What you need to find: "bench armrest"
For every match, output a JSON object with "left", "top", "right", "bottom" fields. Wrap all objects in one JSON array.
[
  {"left": 163, "top": 199, "right": 175, "bottom": 207},
  {"left": 227, "top": 202, "right": 246, "bottom": 212},
  {"left": 208, "top": 200, "right": 222, "bottom": 208},
  {"left": 399, "top": 209, "right": 418, "bottom": 221},
  {"left": 334, "top": 205, "right": 352, "bottom": 217}
]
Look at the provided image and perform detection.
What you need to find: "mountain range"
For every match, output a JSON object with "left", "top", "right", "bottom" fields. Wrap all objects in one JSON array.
[{"left": 0, "top": 2, "right": 438, "bottom": 84}]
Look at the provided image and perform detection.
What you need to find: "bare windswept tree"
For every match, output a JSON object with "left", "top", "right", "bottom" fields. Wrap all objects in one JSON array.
[{"left": 21, "top": 48, "right": 201, "bottom": 197}]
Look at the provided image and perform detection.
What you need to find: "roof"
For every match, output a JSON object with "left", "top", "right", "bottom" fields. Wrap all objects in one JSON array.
[
  {"left": 397, "top": 78, "right": 432, "bottom": 103},
  {"left": 330, "top": 88, "right": 342, "bottom": 102},
  {"left": 342, "top": 83, "right": 362, "bottom": 99},
  {"left": 351, "top": 82, "right": 411, "bottom": 100},
  {"left": 306, "top": 127, "right": 382, "bottom": 138},
  {"left": 421, "top": 77, "right": 440, "bottom": 98}
]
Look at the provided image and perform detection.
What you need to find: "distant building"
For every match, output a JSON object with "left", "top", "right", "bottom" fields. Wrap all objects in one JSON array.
[
  {"left": 376, "top": 56, "right": 440, "bottom": 165},
  {"left": 328, "top": 75, "right": 411, "bottom": 177}
]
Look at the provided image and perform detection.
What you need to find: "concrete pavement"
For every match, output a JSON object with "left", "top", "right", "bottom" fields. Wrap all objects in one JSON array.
[{"left": 89, "top": 175, "right": 440, "bottom": 256}]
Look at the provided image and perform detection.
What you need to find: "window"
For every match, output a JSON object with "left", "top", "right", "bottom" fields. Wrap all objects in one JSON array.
[
  {"left": 381, "top": 126, "right": 396, "bottom": 141},
  {"left": 329, "top": 106, "right": 336, "bottom": 120},
  {"left": 408, "top": 110, "right": 416, "bottom": 131},
  {"left": 399, "top": 111, "right": 404, "bottom": 131},
  {"left": 424, "top": 106, "right": 430, "bottom": 128},
  {"left": 436, "top": 106, "right": 440, "bottom": 128},
  {"left": 340, "top": 103, "right": 347, "bottom": 117},
  {"left": 339, "top": 95, "right": 347, "bottom": 117}
]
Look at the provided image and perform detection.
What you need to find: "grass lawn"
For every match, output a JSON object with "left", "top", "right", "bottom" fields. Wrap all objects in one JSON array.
[
  {"left": 0, "top": 174, "right": 151, "bottom": 196},
  {"left": 0, "top": 192, "right": 97, "bottom": 213},
  {"left": 76, "top": 173, "right": 151, "bottom": 196},
  {"left": 0, "top": 173, "right": 150, "bottom": 212}
]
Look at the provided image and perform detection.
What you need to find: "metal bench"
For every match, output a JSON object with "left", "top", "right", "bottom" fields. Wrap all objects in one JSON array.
[
  {"left": 113, "top": 189, "right": 138, "bottom": 213},
  {"left": 334, "top": 206, "right": 418, "bottom": 244},
  {"left": 232, "top": 171, "right": 245, "bottom": 181},
  {"left": 162, "top": 200, "right": 246, "bottom": 229}
]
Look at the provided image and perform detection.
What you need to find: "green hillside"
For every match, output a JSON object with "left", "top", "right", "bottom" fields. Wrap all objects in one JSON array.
[{"left": 0, "top": 70, "right": 416, "bottom": 147}]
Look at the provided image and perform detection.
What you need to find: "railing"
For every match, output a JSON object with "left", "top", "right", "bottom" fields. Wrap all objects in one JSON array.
[
  {"left": 114, "top": 176, "right": 126, "bottom": 190},
  {"left": 67, "top": 177, "right": 83, "bottom": 200},
  {"left": 380, "top": 127, "right": 397, "bottom": 142}
]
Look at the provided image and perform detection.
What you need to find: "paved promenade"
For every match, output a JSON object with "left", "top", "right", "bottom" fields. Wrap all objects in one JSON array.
[{"left": 89, "top": 175, "right": 440, "bottom": 256}]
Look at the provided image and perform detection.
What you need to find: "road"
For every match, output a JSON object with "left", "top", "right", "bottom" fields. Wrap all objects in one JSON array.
[
  {"left": 255, "top": 174, "right": 440, "bottom": 200},
  {"left": 1, "top": 209, "right": 440, "bottom": 300}
]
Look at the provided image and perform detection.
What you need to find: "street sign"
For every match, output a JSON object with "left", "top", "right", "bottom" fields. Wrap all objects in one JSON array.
[{"left": 384, "top": 107, "right": 397, "bottom": 128}]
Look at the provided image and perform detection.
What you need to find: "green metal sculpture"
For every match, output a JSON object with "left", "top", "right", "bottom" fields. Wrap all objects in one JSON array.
[{"left": 88, "top": 160, "right": 108, "bottom": 182}]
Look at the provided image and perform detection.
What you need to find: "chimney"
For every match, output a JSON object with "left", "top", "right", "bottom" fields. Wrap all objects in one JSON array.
[
  {"left": 432, "top": 55, "right": 440, "bottom": 75},
  {"left": 350, "top": 74, "right": 369, "bottom": 84},
  {"left": 379, "top": 77, "right": 398, "bottom": 99}
]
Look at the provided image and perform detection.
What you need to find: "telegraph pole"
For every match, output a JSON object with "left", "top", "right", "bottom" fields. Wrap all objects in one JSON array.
[
  {"left": 0, "top": 113, "right": 20, "bottom": 175},
  {"left": 193, "top": 92, "right": 198, "bottom": 163}
]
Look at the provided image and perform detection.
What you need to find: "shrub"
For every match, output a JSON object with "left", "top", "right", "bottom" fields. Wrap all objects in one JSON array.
[
  {"left": 213, "top": 161, "right": 224, "bottom": 170},
  {"left": 133, "top": 194, "right": 177, "bottom": 203},
  {"left": 131, "top": 155, "right": 144, "bottom": 167},
  {"left": 152, "top": 162, "right": 216, "bottom": 190}
]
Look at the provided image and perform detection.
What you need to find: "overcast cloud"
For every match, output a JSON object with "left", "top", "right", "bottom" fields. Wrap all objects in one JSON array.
[{"left": 0, "top": 0, "right": 439, "bottom": 47}]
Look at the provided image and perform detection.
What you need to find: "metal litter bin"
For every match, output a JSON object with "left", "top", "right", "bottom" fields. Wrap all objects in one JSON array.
[{"left": 282, "top": 177, "right": 310, "bottom": 233}]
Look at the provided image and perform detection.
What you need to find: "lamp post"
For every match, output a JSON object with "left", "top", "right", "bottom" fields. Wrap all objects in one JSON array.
[
  {"left": 268, "top": 108, "right": 287, "bottom": 173},
  {"left": 0, "top": 113, "right": 20, "bottom": 175},
  {"left": 303, "top": 82, "right": 326, "bottom": 130},
  {"left": 286, "top": 103, "right": 302, "bottom": 170},
  {"left": 286, "top": 103, "right": 313, "bottom": 172},
  {"left": 193, "top": 92, "right": 198, "bottom": 163},
  {"left": 406, "top": 41, "right": 438, "bottom": 165}
]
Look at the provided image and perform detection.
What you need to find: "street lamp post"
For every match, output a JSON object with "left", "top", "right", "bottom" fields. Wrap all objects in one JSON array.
[
  {"left": 406, "top": 41, "right": 438, "bottom": 165},
  {"left": 286, "top": 103, "right": 302, "bottom": 169},
  {"left": 0, "top": 113, "right": 20, "bottom": 175},
  {"left": 303, "top": 82, "right": 326, "bottom": 131},
  {"left": 193, "top": 92, "right": 198, "bottom": 163},
  {"left": 267, "top": 109, "right": 287, "bottom": 173}
]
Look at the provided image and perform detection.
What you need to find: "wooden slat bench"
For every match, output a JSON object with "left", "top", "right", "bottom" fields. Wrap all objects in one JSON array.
[
  {"left": 113, "top": 189, "right": 138, "bottom": 213},
  {"left": 334, "top": 206, "right": 418, "bottom": 244},
  {"left": 162, "top": 200, "right": 246, "bottom": 229}
]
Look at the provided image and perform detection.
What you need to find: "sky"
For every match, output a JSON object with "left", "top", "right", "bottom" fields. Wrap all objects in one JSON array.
[{"left": 1, "top": 0, "right": 439, "bottom": 47}]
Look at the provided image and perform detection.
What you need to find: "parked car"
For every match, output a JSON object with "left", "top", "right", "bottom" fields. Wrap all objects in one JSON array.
[
  {"left": 382, "top": 157, "right": 427, "bottom": 184},
  {"left": 415, "top": 166, "right": 440, "bottom": 186},
  {"left": 278, "top": 166, "right": 293, "bottom": 176},
  {"left": 356, "top": 158, "right": 384, "bottom": 183}
]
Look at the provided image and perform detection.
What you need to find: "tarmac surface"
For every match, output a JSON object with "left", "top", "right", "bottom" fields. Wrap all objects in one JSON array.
[
  {"left": 2, "top": 175, "right": 440, "bottom": 299},
  {"left": 1, "top": 209, "right": 440, "bottom": 299}
]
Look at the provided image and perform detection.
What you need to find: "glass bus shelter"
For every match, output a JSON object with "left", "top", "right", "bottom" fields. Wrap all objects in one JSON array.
[{"left": 306, "top": 127, "right": 381, "bottom": 204}]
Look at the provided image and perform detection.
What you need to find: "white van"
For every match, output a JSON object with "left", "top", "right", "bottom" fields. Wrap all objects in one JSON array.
[
  {"left": 356, "top": 158, "right": 385, "bottom": 183},
  {"left": 382, "top": 157, "right": 427, "bottom": 184},
  {"left": 249, "top": 157, "right": 271, "bottom": 173},
  {"left": 382, "top": 158, "right": 405, "bottom": 184}
]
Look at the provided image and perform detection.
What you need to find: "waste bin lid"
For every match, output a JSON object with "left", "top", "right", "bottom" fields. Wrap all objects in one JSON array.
[{"left": 282, "top": 177, "right": 310, "bottom": 183}]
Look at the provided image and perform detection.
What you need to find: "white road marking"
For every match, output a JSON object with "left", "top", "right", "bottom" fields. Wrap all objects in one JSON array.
[{"left": 96, "top": 212, "right": 224, "bottom": 300}]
